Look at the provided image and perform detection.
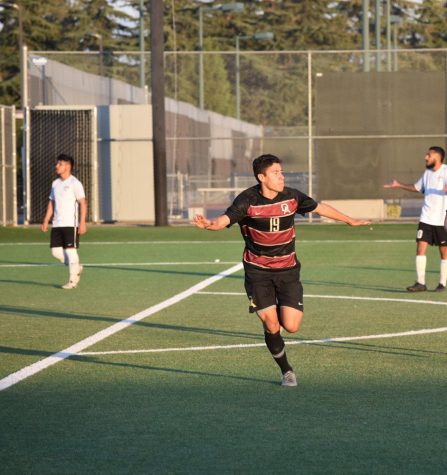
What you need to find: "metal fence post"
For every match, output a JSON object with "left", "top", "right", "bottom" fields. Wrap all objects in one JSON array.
[{"left": 308, "top": 50, "right": 313, "bottom": 223}]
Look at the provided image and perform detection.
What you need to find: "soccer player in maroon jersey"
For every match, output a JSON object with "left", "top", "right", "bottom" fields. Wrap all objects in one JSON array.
[{"left": 193, "top": 154, "right": 370, "bottom": 387}]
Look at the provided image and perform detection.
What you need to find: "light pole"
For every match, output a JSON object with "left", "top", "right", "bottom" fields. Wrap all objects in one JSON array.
[
  {"left": 375, "top": 0, "right": 381, "bottom": 71},
  {"left": 390, "top": 14, "right": 402, "bottom": 72},
  {"left": 235, "top": 32, "right": 274, "bottom": 120},
  {"left": 139, "top": 0, "right": 145, "bottom": 89},
  {"left": 361, "top": 0, "right": 370, "bottom": 72},
  {"left": 385, "top": 0, "right": 391, "bottom": 71},
  {"left": 197, "top": 2, "right": 244, "bottom": 109},
  {"left": 0, "top": 2, "right": 25, "bottom": 110}
]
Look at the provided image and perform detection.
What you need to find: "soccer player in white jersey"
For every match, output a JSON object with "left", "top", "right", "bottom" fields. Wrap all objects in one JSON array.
[
  {"left": 384, "top": 146, "right": 447, "bottom": 292},
  {"left": 41, "top": 154, "right": 87, "bottom": 289}
]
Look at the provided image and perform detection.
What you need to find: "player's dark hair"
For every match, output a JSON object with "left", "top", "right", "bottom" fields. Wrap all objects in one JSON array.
[
  {"left": 57, "top": 153, "right": 74, "bottom": 169},
  {"left": 253, "top": 154, "right": 282, "bottom": 183},
  {"left": 428, "top": 146, "right": 445, "bottom": 162}
]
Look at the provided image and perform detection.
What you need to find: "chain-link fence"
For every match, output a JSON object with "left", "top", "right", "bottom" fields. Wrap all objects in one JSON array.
[
  {"left": 24, "top": 48, "right": 447, "bottom": 222},
  {"left": 24, "top": 107, "right": 98, "bottom": 224}
]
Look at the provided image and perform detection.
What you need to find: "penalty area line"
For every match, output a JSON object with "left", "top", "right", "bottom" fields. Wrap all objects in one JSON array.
[
  {"left": 0, "top": 263, "right": 243, "bottom": 392},
  {"left": 78, "top": 326, "right": 447, "bottom": 356},
  {"left": 197, "top": 291, "right": 447, "bottom": 306},
  {"left": 0, "top": 261, "right": 239, "bottom": 268}
]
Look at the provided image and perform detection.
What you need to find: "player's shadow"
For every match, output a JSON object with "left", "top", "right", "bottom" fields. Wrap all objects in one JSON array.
[
  {"left": 134, "top": 321, "right": 261, "bottom": 340},
  {"left": 0, "top": 345, "right": 54, "bottom": 357},
  {"left": 0, "top": 304, "right": 261, "bottom": 340},
  {"left": 88, "top": 264, "right": 244, "bottom": 280},
  {"left": 303, "top": 279, "right": 411, "bottom": 294},
  {"left": 342, "top": 265, "right": 439, "bottom": 275},
  {"left": 0, "top": 278, "right": 65, "bottom": 289},
  {"left": 0, "top": 346, "right": 278, "bottom": 386},
  {"left": 286, "top": 338, "right": 447, "bottom": 357},
  {"left": 0, "top": 305, "right": 120, "bottom": 324},
  {"left": 69, "top": 354, "right": 279, "bottom": 386},
  {"left": 0, "top": 261, "right": 53, "bottom": 265}
]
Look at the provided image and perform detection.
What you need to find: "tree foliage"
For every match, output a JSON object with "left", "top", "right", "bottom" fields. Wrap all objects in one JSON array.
[{"left": 1, "top": 0, "right": 446, "bottom": 107}]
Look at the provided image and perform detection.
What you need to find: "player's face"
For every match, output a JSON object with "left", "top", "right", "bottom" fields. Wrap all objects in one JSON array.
[
  {"left": 259, "top": 163, "right": 285, "bottom": 194},
  {"left": 424, "top": 150, "right": 440, "bottom": 170},
  {"left": 55, "top": 160, "right": 70, "bottom": 177}
]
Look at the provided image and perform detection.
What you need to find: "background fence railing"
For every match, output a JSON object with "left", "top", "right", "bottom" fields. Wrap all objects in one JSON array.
[
  {"left": 18, "top": 48, "right": 447, "bottom": 223},
  {"left": 0, "top": 105, "right": 17, "bottom": 226}
]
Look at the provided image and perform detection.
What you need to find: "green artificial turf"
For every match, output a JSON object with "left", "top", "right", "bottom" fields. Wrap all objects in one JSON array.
[{"left": 1, "top": 224, "right": 446, "bottom": 474}]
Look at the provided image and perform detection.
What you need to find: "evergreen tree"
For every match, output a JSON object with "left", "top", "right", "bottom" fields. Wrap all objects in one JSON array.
[
  {"left": 0, "top": 0, "right": 72, "bottom": 105},
  {"left": 407, "top": 0, "right": 447, "bottom": 48},
  {"left": 0, "top": 0, "right": 137, "bottom": 105}
]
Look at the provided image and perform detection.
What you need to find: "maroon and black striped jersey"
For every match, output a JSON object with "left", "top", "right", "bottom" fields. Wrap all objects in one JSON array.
[{"left": 224, "top": 185, "right": 318, "bottom": 270}]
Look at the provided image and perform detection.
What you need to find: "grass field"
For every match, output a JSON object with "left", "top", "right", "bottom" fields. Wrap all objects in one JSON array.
[{"left": 1, "top": 223, "right": 446, "bottom": 474}]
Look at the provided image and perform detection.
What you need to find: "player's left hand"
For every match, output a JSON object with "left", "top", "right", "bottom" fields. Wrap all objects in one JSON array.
[{"left": 79, "top": 222, "right": 87, "bottom": 235}]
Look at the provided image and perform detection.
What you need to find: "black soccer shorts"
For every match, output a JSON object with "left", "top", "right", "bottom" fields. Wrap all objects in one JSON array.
[
  {"left": 50, "top": 227, "right": 80, "bottom": 249},
  {"left": 244, "top": 264, "right": 304, "bottom": 314},
  {"left": 416, "top": 222, "right": 447, "bottom": 246}
]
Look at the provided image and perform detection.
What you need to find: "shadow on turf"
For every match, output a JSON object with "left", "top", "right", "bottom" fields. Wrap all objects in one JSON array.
[
  {"left": 0, "top": 304, "right": 261, "bottom": 340},
  {"left": 0, "top": 278, "right": 68, "bottom": 289},
  {"left": 291, "top": 340, "right": 447, "bottom": 356},
  {"left": 69, "top": 354, "right": 280, "bottom": 386},
  {"left": 87, "top": 265, "right": 244, "bottom": 280},
  {"left": 0, "top": 305, "right": 120, "bottom": 323},
  {"left": 303, "top": 279, "right": 413, "bottom": 294},
  {"left": 0, "top": 346, "right": 54, "bottom": 357}
]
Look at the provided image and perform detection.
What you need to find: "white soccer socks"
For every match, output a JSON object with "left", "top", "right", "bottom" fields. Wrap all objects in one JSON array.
[
  {"left": 415, "top": 256, "right": 447, "bottom": 287},
  {"left": 65, "top": 248, "right": 82, "bottom": 287},
  {"left": 51, "top": 246, "right": 68, "bottom": 264},
  {"left": 415, "top": 255, "right": 426, "bottom": 285},
  {"left": 440, "top": 259, "right": 447, "bottom": 287}
]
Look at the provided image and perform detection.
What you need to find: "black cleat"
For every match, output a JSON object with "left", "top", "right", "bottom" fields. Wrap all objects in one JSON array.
[
  {"left": 406, "top": 282, "right": 427, "bottom": 292},
  {"left": 434, "top": 283, "right": 446, "bottom": 292}
]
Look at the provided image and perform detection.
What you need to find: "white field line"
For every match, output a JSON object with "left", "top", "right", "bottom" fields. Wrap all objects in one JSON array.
[
  {"left": 197, "top": 291, "right": 447, "bottom": 306},
  {"left": 0, "top": 263, "right": 243, "bottom": 392},
  {"left": 0, "top": 261, "right": 239, "bottom": 268},
  {"left": 0, "top": 239, "right": 413, "bottom": 246},
  {"left": 0, "top": 241, "right": 241, "bottom": 246},
  {"left": 78, "top": 326, "right": 447, "bottom": 356}
]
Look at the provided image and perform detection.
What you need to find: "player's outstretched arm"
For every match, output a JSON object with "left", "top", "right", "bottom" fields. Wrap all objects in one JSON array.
[
  {"left": 193, "top": 214, "right": 230, "bottom": 231},
  {"left": 313, "top": 203, "right": 371, "bottom": 226},
  {"left": 383, "top": 179, "right": 417, "bottom": 193},
  {"left": 41, "top": 200, "right": 54, "bottom": 232},
  {"left": 78, "top": 197, "right": 87, "bottom": 235}
]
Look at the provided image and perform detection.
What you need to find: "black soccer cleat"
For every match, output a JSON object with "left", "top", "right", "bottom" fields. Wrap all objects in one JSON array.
[
  {"left": 406, "top": 282, "right": 427, "bottom": 292},
  {"left": 434, "top": 283, "right": 446, "bottom": 292}
]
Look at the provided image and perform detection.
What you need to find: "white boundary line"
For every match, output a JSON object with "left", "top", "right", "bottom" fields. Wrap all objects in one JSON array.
[
  {"left": 0, "top": 239, "right": 413, "bottom": 246},
  {"left": 197, "top": 291, "right": 447, "bottom": 306},
  {"left": 0, "top": 241, "right": 242, "bottom": 246},
  {"left": 0, "top": 261, "right": 239, "bottom": 268},
  {"left": 0, "top": 263, "right": 243, "bottom": 392},
  {"left": 78, "top": 326, "right": 447, "bottom": 356}
]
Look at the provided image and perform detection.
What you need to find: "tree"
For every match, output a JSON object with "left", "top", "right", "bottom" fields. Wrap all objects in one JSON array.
[
  {"left": 0, "top": 0, "right": 72, "bottom": 105},
  {"left": 406, "top": 0, "right": 447, "bottom": 48},
  {"left": 0, "top": 0, "right": 137, "bottom": 105}
]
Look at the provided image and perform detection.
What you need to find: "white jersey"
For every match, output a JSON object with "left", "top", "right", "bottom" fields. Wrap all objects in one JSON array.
[
  {"left": 414, "top": 164, "right": 447, "bottom": 226},
  {"left": 49, "top": 175, "right": 86, "bottom": 227}
]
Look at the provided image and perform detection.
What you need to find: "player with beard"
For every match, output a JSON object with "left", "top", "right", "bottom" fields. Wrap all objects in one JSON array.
[
  {"left": 384, "top": 146, "right": 447, "bottom": 292},
  {"left": 41, "top": 154, "right": 87, "bottom": 289},
  {"left": 193, "top": 154, "right": 370, "bottom": 387}
]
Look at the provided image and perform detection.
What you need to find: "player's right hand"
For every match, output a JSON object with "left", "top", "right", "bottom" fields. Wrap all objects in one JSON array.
[
  {"left": 383, "top": 179, "right": 400, "bottom": 188},
  {"left": 41, "top": 223, "right": 48, "bottom": 232}
]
